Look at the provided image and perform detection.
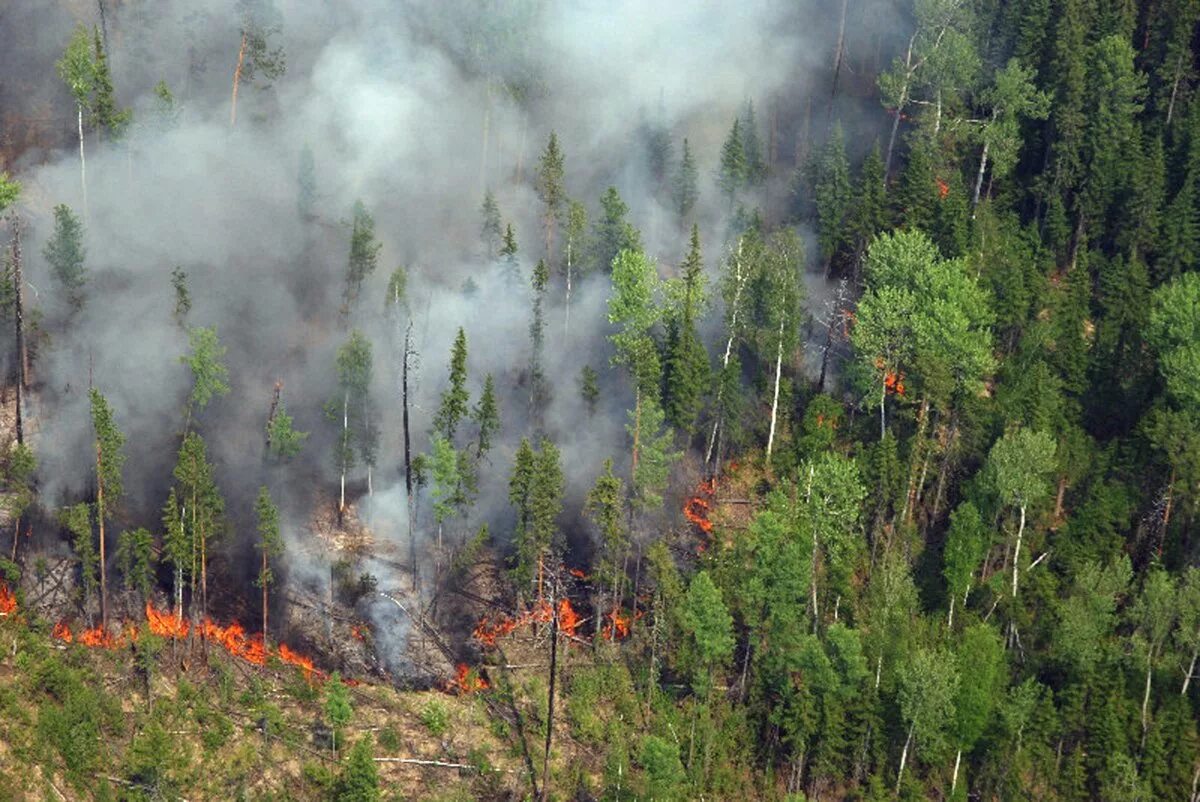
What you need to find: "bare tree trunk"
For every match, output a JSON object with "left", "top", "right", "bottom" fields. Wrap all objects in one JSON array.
[
  {"left": 1167, "top": 52, "right": 1185, "bottom": 127},
  {"left": 947, "top": 594, "right": 955, "bottom": 629},
  {"left": 539, "top": 597, "right": 559, "bottom": 802},
  {"left": 765, "top": 320, "right": 785, "bottom": 460},
  {"left": 564, "top": 239, "right": 573, "bottom": 338},
  {"left": 951, "top": 747, "right": 962, "bottom": 796},
  {"left": 230, "top": 31, "right": 247, "bottom": 128},
  {"left": 264, "top": 380, "right": 282, "bottom": 451},
  {"left": 77, "top": 103, "right": 89, "bottom": 220},
  {"left": 972, "top": 138, "right": 991, "bottom": 213},
  {"left": 262, "top": 548, "right": 269, "bottom": 646},
  {"left": 895, "top": 722, "right": 914, "bottom": 794},
  {"left": 339, "top": 390, "right": 348, "bottom": 520},
  {"left": 830, "top": 0, "right": 849, "bottom": 100},
  {"left": 1142, "top": 649, "right": 1155, "bottom": 736},
  {"left": 1183, "top": 642, "right": 1198, "bottom": 695},
  {"left": 879, "top": 376, "right": 887, "bottom": 440},
  {"left": 1012, "top": 504, "right": 1026, "bottom": 599},
  {"left": 631, "top": 388, "right": 642, "bottom": 475}
]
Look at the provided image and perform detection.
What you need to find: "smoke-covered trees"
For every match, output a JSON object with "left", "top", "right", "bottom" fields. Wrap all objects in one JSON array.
[
  {"left": 344, "top": 200, "right": 381, "bottom": 310},
  {"left": 56, "top": 27, "right": 97, "bottom": 214},
  {"left": 529, "top": 259, "right": 550, "bottom": 430},
  {"left": 173, "top": 432, "right": 224, "bottom": 621},
  {"left": 509, "top": 438, "right": 564, "bottom": 599},
  {"left": 230, "top": 0, "right": 286, "bottom": 127},
  {"left": 44, "top": 204, "right": 87, "bottom": 313},
  {"left": 480, "top": 189, "right": 502, "bottom": 259},
  {"left": 434, "top": 327, "right": 469, "bottom": 442},
  {"left": 591, "top": 187, "right": 640, "bottom": 274},
  {"left": 717, "top": 118, "right": 746, "bottom": 209},
  {"left": 536, "top": 132, "right": 565, "bottom": 260},
  {"left": 672, "top": 138, "right": 699, "bottom": 225}
]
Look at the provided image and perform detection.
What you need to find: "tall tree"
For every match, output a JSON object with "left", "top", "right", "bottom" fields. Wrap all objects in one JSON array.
[
  {"left": 586, "top": 459, "right": 627, "bottom": 619},
  {"left": 62, "top": 503, "right": 96, "bottom": 624},
  {"left": 717, "top": 118, "right": 747, "bottom": 208},
  {"left": 672, "top": 138, "right": 699, "bottom": 225},
  {"left": 230, "top": 0, "right": 285, "bottom": 127},
  {"left": 895, "top": 647, "right": 959, "bottom": 793},
  {"left": 591, "top": 187, "right": 641, "bottom": 273},
  {"left": 942, "top": 501, "right": 986, "bottom": 627},
  {"left": 44, "top": 204, "right": 87, "bottom": 314},
  {"left": 89, "top": 388, "right": 125, "bottom": 630},
  {"left": 254, "top": 486, "right": 283, "bottom": 645},
  {"left": 173, "top": 432, "right": 223, "bottom": 622},
  {"left": 529, "top": 259, "right": 550, "bottom": 432},
  {"left": 162, "top": 489, "right": 187, "bottom": 621},
  {"left": 56, "top": 26, "right": 96, "bottom": 217},
  {"left": 89, "top": 27, "right": 129, "bottom": 141},
  {"left": 757, "top": 230, "right": 804, "bottom": 460},
  {"left": 662, "top": 226, "right": 710, "bottom": 434},
  {"left": 434, "top": 327, "right": 469, "bottom": 443},
  {"left": 971, "top": 58, "right": 1050, "bottom": 211},
  {"left": 471, "top": 374, "right": 500, "bottom": 461},
  {"left": 536, "top": 132, "right": 566, "bottom": 261},
  {"left": 985, "top": 428, "right": 1055, "bottom": 601},
  {"left": 949, "top": 624, "right": 1003, "bottom": 796},
  {"left": 510, "top": 438, "right": 563, "bottom": 599},
  {"left": 812, "top": 124, "right": 853, "bottom": 272},
  {"left": 608, "top": 247, "right": 664, "bottom": 480},
  {"left": 561, "top": 199, "right": 587, "bottom": 337},
  {"left": 499, "top": 222, "right": 521, "bottom": 284},
  {"left": 741, "top": 101, "right": 766, "bottom": 185},
  {"left": 480, "top": 189, "right": 502, "bottom": 259}
]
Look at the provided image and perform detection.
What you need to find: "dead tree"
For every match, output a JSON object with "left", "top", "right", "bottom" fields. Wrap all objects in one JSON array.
[
  {"left": 9, "top": 214, "right": 24, "bottom": 445},
  {"left": 264, "top": 379, "right": 282, "bottom": 450}
]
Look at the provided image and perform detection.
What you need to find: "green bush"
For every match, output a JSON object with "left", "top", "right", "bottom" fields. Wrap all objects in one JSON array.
[{"left": 420, "top": 699, "right": 450, "bottom": 737}]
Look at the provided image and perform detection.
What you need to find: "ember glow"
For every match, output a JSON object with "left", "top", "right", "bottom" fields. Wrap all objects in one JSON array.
[
  {"left": 472, "top": 599, "right": 554, "bottom": 648},
  {"left": 0, "top": 583, "right": 16, "bottom": 616},
  {"left": 557, "top": 599, "right": 582, "bottom": 639}
]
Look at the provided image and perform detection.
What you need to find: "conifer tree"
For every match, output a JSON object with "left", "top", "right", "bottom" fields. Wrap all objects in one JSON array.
[
  {"left": 334, "top": 737, "right": 380, "bottom": 802},
  {"left": 672, "top": 138, "right": 699, "bottom": 225},
  {"left": 717, "top": 118, "right": 747, "bottom": 208},
  {"left": 499, "top": 222, "right": 520, "bottom": 284},
  {"left": 579, "top": 365, "right": 599, "bottom": 415},
  {"left": 89, "top": 27, "right": 129, "bottom": 141},
  {"left": 162, "top": 489, "right": 187, "bottom": 621},
  {"left": 536, "top": 132, "right": 566, "bottom": 260},
  {"left": 254, "top": 486, "right": 282, "bottom": 645},
  {"left": 325, "top": 672, "right": 353, "bottom": 758},
  {"left": 471, "top": 374, "right": 500, "bottom": 461},
  {"left": 591, "top": 187, "right": 641, "bottom": 274},
  {"left": 662, "top": 225, "right": 710, "bottom": 434},
  {"left": 812, "top": 124, "right": 853, "bottom": 272},
  {"left": 90, "top": 388, "right": 125, "bottom": 629},
  {"left": 434, "top": 327, "right": 469, "bottom": 443},
  {"left": 510, "top": 438, "right": 563, "bottom": 599},
  {"left": 529, "top": 259, "right": 550, "bottom": 432},
  {"left": 586, "top": 459, "right": 627, "bottom": 617},
  {"left": 480, "top": 189, "right": 502, "bottom": 259},
  {"left": 266, "top": 399, "right": 307, "bottom": 460},
  {"left": 44, "top": 204, "right": 87, "bottom": 313}
]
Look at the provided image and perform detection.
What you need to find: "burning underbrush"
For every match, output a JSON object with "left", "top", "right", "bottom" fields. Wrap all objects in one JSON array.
[{"left": 48, "top": 602, "right": 326, "bottom": 680}]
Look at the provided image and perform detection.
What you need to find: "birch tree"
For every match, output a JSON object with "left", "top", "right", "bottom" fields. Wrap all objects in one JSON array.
[
  {"left": 985, "top": 428, "right": 1055, "bottom": 600},
  {"left": 90, "top": 388, "right": 125, "bottom": 630},
  {"left": 896, "top": 647, "right": 958, "bottom": 794},
  {"left": 56, "top": 27, "right": 96, "bottom": 217}
]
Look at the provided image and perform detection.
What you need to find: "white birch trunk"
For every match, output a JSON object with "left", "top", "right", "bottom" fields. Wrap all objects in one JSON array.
[
  {"left": 1012, "top": 504, "right": 1026, "bottom": 599},
  {"left": 1183, "top": 644, "right": 1198, "bottom": 695},
  {"left": 765, "top": 319, "right": 785, "bottom": 459},
  {"left": 705, "top": 241, "right": 746, "bottom": 466},
  {"left": 77, "top": 104, "right": 89, "bottom": 220},
  {"left": 895, "top": 723, "right": 914, "bottom": 794},
  {"left": 951, "top": 747, "right": 962, "bottom": 796}
]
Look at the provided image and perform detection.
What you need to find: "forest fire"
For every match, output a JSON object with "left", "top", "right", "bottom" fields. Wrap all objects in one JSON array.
[
  {"left": 145, "top": 602, "right": 189, "bottom": 638},
  {"left": 472, "top": 599, "right": 554, "bottom": 648},
  {"left": 936, "top": 177, "right": 950, "bottom": 198},
  {"left": 568, "top": 567, "right": 588, "bottom": 580},
  {"left": 557, "top": 599, "right": 582, "bottom": 638},
  {"left": 449, "top": 663, "right": 489, "bottom": 694},
  {"left": 0, "top": 583, "right": 16, "bottom": 616},
  {"left": 683, "top": 478, "right": 716, "bottom": 534},
  {"left": 884, "top": 370, "right": 906, "bottom": 396},
  {"left": 277, "top": 643, "right": 321, "bottom": 678},
  {"left": 51, "top": 621, "right": 72, "bottom": 643},
  {"left": 600, "top": 606, "right": 631, "bottom": 640}
]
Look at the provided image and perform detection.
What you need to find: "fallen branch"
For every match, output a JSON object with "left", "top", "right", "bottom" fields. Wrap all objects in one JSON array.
[{"left": 373, "top": 757, "right": 487, "bottom": 771}]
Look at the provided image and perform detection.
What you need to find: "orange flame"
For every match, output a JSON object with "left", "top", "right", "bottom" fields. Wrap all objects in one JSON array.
[
  {"left": 449, "top": 663, "right": 489, "bottom": 694},
  {"left": 558, "top": 599, "right": 581, "bottom": 639},
  {"left": 0, "top": 583, "right": 15, "bottom": 616},
  {"left": 683, "top": 478, "right": 716, "bottom": 534},
  {"left": 52, "top": 621, "right": 73, "bottom": 643},
  {"left": 884, "top": 371, "right": 906, "bottom": 397},
  {"left": 278, "top": 643, "right": 322, "bottom": 679},
  {"left": 600, "top": 606, "right": 631, "bottom": 640},
  {"left": 568, "top": 567, "right": 588, "bottom": 580},
  {"left": 473, "top": 600, "right": 553, "bottom": 648},
  {"left": 351, "top": 624, "right": 368, "bottom": 641},
  {"left": 936, "top": 177, "right": 950, "bottom": 199},
  {"left": 78, "top": 625, "right": 118, "bottom": 648},
  {"left": 145, "top": 602, "right": 189, "bottom": 639}
]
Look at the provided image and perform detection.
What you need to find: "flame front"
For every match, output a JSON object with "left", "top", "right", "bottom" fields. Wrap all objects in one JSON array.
[
  {"left": 557, "top": 599, "right": 581, "bottom": 639},
  {"left": 0, "top": 583, "right": 16, "bottom": 616},
  {"left": 683, "top": 478, "right": 716, "bottom": 534},
  {"left": 449, "top": 663, "right": 489, "bottom": 694}
]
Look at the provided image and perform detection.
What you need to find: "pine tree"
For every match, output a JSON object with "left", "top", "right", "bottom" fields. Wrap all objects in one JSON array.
[
  {"left": 586, "top": 459, "right": 627, "bottom": 616},
  {"left": 662, "top": 226, "right": 710, "bottom": 434},
  {"left": 536, "top": 132, "right": 566, "bottom": 260},
  {"left": 325, "top": 672, "right": 353, "bottom": 758},
  {"left": 44, "top": 204, "right": 87, "bottom": 313},
  {"left": 672, "top": 138, "right": 699, "bottom": 225},
  {"left": 499, "top": 222, "right": 520, "bottom": 284},
  {"left": 471, "top": 374, "right": 500, "bottom": 460},
  {"left": 90, "top": 388, "right": 125, "bottom": 629},
  {"left": 344, "top": 200, "right": 381, "bottom": 310},
  {"left": 434, "top": 327, "right": 469, "bottom": 442},
  {"left": 717, "top": 118, "right": 747, "bottom": 208},
  {"left": 254, "top": 486, "right": 283, "bottom": 645},
  {"left": 334, "top": 737, "right": 380, "bottom": 802},
  {"left": 529, "top": 259, "right": 550, "bottom": 432},
  {"left": 480, "top": 189, "right": 502, "bottom": 259}
]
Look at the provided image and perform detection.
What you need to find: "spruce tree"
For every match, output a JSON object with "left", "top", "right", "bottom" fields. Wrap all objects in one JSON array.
[
  {"left": 44, "top": 204, "right": 87, "bottom": 313},
  {"left": 813, "top": 124, "right": 853, "bottom": 272},
  {"left": 254, "top": 486, "right": 283, "bottom": 644},
  {"left": 741, "top": 101, "right": 766, "bottom": 185},
  {"left": 717, "top": 118, "right": 747, "bottom": 208},
  {"left": 89, "top": 388, "right": 125, "bottom": 629},
  {"left": 662, "top": 226, "right": 710, "bottom": 434},
  {"left": 536, "top": 132, "right": 566, "bottom": 260},
  {"left": 672, "top": 137, "right": 699, "bottom": 225},
  {"left": 480, "top": 189, "right": 502, "bottom": 259},
  {"left": 592, "top": 186, "right": 641, "bottom": 273},
  {"left": 434, "top": 327, "right": 469, "bottom": 442},
  {"left": 499, "top": 222, "right": 520, "bottom": 284},
  {"left": 471, "top": 374, "right": 500, "bottom": 460}
]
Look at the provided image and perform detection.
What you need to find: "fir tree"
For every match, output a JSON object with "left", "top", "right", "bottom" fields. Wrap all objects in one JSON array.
[
  {"left": 662, "top": 225, "right": 710, "bottom": 434},
  {"left": 434, "top": 327, "right": 469, "bottom": 443},
  {"left": 254, "top": 486, "right": 283, "bottom": 644},
  {"left": 536, "top": 132, "right": 566, "bottom": 260},
  {"left": 44, "top": 204, "right": 87, "bottom": 313},
  {"left": 672, "top": 137, "right": 699, "bottom": 225},
  {"left": 471, "top": 374, "right": 500, "bottom": 460},
  {"left": 480, "top": 189, "right": 502, "bottom": 259},
  {"left": 717, "top": 117, "right": 747, "bottom": 208},
  {"left": 499, "top": 222, "right": 520, "bottom": 284}
]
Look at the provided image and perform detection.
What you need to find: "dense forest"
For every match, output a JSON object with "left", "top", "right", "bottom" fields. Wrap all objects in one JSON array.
[{"left": 1, "top": 0, "right": 1200, "bottom": 799}]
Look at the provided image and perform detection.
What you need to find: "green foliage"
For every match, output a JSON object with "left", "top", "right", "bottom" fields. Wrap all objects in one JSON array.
[
  {"left": 115, "top": 527, "right": 155, "bottom": 600},
  {"left": 480, "top": 190, "right": 502, "bottom": 258},
  {"left": 434, "top": 327, "right": 469, "bottom": 442},
  {"left": 673, "top": 138, "right": 699, "bottom": 223},
  {"left": 420, "top": 699, "right": 450, "bottom": 737},
  {"left": 267, "top": 401, "right": 308, "bottom": 459},
  {"left": 333, "top": 737, "right": 381, "bottom": 802},
  {"left": 182, "top": 326, "right": 230, "bottom": 415},
  {"left": 345, "top": 200, "right": 381, "bottom": 308},
  {"left": 639, "top": 735, "right": 686, "bottom": 801},
  {"left": 44, "top": 204, "right": 87, "bottom": 311},
  {"left": 591, "top": 187, "right": 641, "bottom": 273}
]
